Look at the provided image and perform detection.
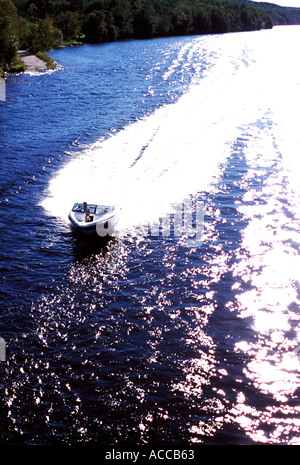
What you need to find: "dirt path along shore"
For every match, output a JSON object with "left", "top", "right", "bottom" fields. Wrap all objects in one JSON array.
[{"left": 18, "top": 50, "right": 48, "bottom": 72}]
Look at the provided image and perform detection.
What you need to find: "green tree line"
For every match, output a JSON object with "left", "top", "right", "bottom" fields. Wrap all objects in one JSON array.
[
  {"left": 12, "top": 0, "right": 274, "bottom": 43},
  {"left": 235, "top": 0, "right": 300, "bottom": 26},
  {"left": 0, "top": 0, "right": 283, "bottom": 76}
]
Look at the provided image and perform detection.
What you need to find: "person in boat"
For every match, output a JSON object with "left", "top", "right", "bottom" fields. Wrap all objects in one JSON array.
[{"left": 83, "top": 202, "right": 90, "bottom": 222}]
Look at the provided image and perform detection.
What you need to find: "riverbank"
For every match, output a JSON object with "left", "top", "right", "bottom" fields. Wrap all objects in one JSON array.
[{"left": 18, "top": 50, "right": 57, "bottom": 72}]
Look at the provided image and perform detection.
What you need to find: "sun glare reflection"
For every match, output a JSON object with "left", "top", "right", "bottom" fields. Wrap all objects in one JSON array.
[{"left": 225, "top": 105, "right": 300, "bottom": 442}]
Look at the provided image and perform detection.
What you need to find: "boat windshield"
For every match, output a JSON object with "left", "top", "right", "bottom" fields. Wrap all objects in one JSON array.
[
  {"left": 95, "top": 205, "right": 110, "bottom": 214},
  {"left": 72, "top": 203, "right": 97, "bottom": 214}
]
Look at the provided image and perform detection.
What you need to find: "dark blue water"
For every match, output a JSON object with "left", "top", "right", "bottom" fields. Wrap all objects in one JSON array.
[{"left": 1, "top": 27, "right": 300, "bottom": 446}]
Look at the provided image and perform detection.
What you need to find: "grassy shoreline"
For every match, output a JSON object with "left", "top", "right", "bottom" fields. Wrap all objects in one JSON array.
[
  {"left": 35, "top": 51, "right": 57, "bottom": 70},
  {"left": 0, "top": 57, "right": 26, "bottom": 78},
  {"left": 0, "top": 50, "right": 57, "bottom": 77}
]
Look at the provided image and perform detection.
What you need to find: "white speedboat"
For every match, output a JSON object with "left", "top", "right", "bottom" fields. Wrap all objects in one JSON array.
[{"left": 68, "top": 202, "right": 119, "bottom": 236}]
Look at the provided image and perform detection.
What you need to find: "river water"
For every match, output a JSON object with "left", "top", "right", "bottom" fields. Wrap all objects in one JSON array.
[{"left": 1, "top": 25, "right": 300, "bottom": 446}]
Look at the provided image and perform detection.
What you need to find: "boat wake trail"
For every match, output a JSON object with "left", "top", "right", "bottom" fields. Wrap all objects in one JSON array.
[{"left": 41, "top": 94, "right": 237, "bottom": 235}]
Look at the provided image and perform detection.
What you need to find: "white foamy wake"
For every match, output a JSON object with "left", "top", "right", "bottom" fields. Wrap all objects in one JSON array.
[{"left": 41, "top": 89, "right": 246, "bottom": 233}]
